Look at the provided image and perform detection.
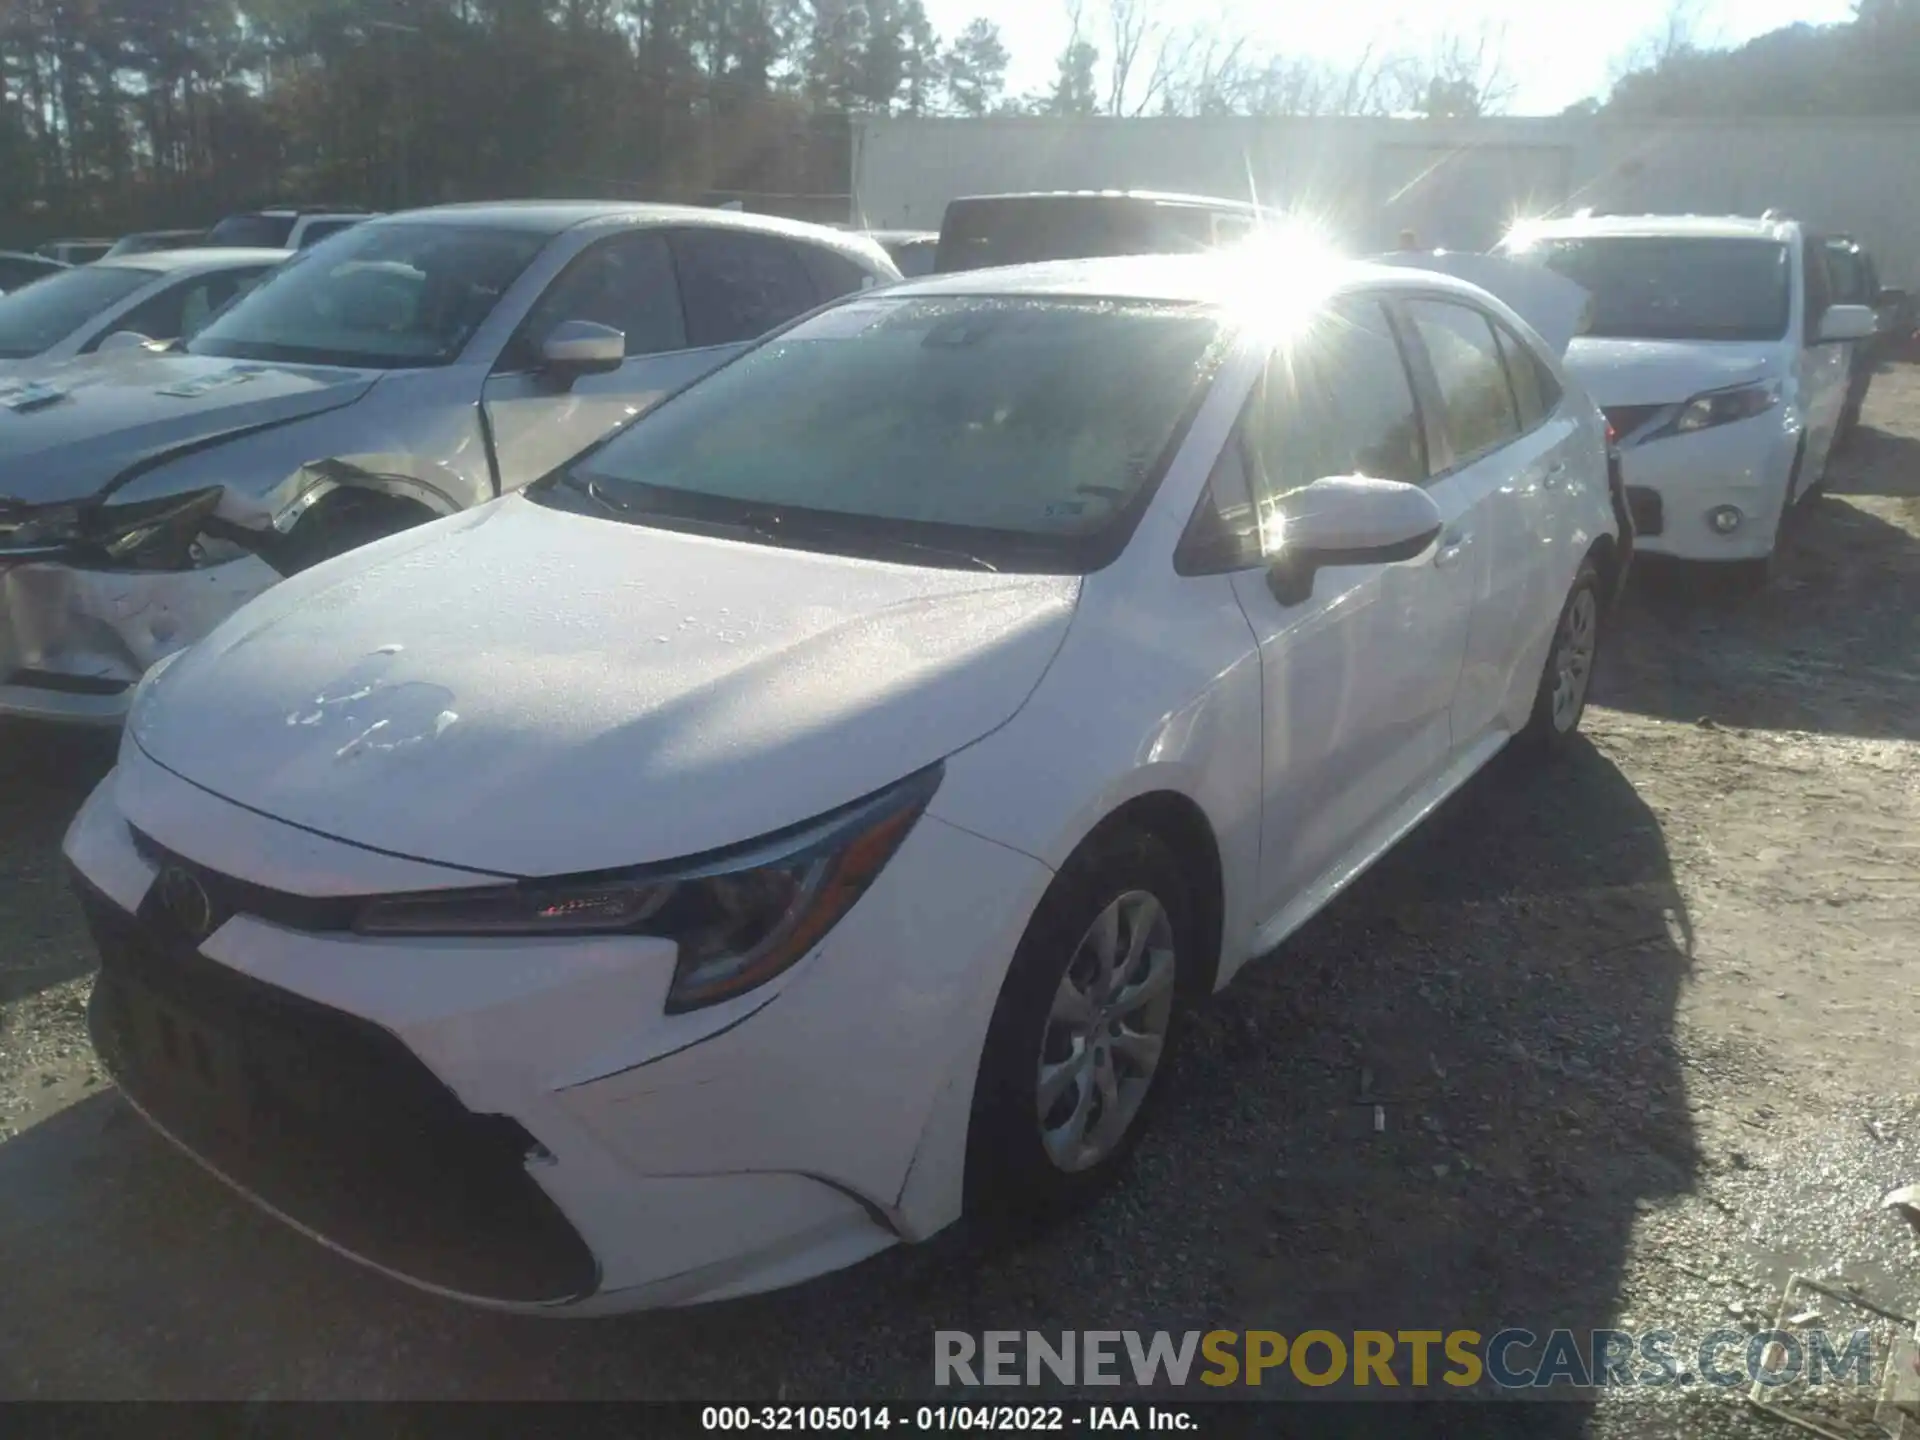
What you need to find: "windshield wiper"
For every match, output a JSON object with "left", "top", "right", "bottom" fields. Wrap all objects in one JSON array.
[{"left": 730, "top": 509, "right": 1000, "bottom": 572}]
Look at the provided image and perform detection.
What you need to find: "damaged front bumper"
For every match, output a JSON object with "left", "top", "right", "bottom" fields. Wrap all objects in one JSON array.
[{"left": 0, "top": 553, "right": 279, "bottom": 725}]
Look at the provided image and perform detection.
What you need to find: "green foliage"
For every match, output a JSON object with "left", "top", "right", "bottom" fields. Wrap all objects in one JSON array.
[{"left": 0, "top": 0, "right": 988, "bottom": 242}]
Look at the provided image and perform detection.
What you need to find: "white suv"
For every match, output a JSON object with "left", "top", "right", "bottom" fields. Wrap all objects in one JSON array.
[{"left": 1500, "top": 214, "right": 1876, "bottom": 581}]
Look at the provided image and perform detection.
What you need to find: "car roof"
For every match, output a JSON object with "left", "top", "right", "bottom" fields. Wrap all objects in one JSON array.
[
  {"left": 866, "top": 229, "right": 937, "bottom": 243},
  {"left": 1509, "top": 214, "right": 1795, "bottom": 243},
  {"left": 947, "top": 190, "right": 1262, "bottom": 215},
  {"left": 370, "top": 201, "right": 896, "bottom": 266},
  {"left": 880, "top": 253, "right": 1491, "bottom": 309},
  {"left": 101, "top": 247, "right": 292, "bottom": 274}
]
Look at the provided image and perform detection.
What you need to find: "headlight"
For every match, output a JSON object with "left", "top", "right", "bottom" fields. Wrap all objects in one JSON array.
[
  {"left": 1656, "top": 380, "right": 1781, "bottom": 438},
  {"left": 0, "top": 502, "right": 82, "bottom": 552},
  {"left": 87, "top": 489, "right": 224, "bottom": 569},
  {"left": 355, "top": 763, "right": 943, "bottom": 1012}
]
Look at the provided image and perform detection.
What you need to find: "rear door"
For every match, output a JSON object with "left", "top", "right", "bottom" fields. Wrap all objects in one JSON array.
[{"left": 1395, "top": 295, "right": 1564, "bottom": 750}]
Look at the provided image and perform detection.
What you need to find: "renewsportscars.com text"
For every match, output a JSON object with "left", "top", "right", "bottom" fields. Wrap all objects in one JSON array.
[{"left": 933, "top": 1328, "right": 1876, "bottom": 1390}]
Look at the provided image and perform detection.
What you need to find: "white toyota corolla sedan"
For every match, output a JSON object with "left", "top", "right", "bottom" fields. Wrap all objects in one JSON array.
[{"left": 65, "top": 251, "right": 1624, "bottom": 1314}]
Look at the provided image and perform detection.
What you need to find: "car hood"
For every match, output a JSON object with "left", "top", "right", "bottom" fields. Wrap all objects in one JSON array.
[
  {"left": 131, "top": 496, "right": 1080, "bottom": 877},
  {"left": 0, "top": 351, "right": 378, "bottom": 506},
  {"left": 1561, "top": 338, "right": 1776, "bottom": 408}
]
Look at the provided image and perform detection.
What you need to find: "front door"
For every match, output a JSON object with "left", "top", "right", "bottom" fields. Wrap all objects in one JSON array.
[
  {"left": 1230, "top": 297, "right": 1476, "bottom": 922},
  {"left": 481, "top": 229, "right": 743, "bottom": 489}
]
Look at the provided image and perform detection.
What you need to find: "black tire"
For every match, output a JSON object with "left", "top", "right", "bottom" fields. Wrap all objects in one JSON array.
[
  {"left": 1518, "top": 559, "right": 1603, "bottom": 758},
  {"left": 279, "top": 495, "right": 427, "bottom": 574},
  {"left": 964, "top": 827, "right": 1197, "bottom": 1230}
]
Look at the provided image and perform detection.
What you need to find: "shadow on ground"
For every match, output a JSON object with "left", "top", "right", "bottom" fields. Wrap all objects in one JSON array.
[
  {"left": 0, "top": 721, "right": 113, "bottom": 1004},
  {"left": 0, "top": 729, "right": 1690, "bottom": 1422},
  {"left": 1595, "top": 426, "right": 1920, "bottom": 742}
]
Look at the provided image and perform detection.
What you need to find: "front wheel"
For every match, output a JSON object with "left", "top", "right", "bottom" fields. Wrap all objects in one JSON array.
[
  {"left": 1518, "top": 560, "right": 1602, "bottom": 757},
  {"left": 964, "top": 828, "right": 1196, "bottom": 1228}
]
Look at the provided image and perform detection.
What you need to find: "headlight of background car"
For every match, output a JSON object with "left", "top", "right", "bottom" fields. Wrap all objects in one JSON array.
[
  {"left": 355, "top": 763, "right": 943, "bottom": 1012},
  {"left": 0, "top": 502, "right": 83, "bottom": 552},
  {"left": 85, "top": 488, "right": 227, "bottom": 569},
  {"left": 1657, "top": 380, "right": 1781, "bottom": 438}
]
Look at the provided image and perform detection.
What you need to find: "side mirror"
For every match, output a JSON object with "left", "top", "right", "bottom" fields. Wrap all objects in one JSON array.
[
  {"left": 1816, "top": 303, "right": 1877, "bottom": 344},
  {"left": 1265, "top": 475, "right": 1445, "bottom": 606},
  {"left": 96, "top": 329, "right": 161, "bottom": 354},
  {"left": 538, "top": 319, "right": 625, "bottom": 385}
]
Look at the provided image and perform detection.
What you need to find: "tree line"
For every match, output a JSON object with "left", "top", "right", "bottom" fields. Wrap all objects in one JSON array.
[{"left": 2, "top": 0, "right": 1913, "bottom": 244}]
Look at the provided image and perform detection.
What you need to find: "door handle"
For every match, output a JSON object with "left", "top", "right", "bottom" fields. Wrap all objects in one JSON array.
[{"left": 1434, "top": 529, "right": 1472, "bottom": 569}]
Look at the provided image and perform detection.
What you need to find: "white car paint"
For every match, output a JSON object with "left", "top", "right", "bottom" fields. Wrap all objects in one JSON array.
[
  {"left": 1499, "top": 213, "right": 1870, "bottom": 565},
  {"left": 65, "top": 254, "right": 1621, "bottom": 1314}
]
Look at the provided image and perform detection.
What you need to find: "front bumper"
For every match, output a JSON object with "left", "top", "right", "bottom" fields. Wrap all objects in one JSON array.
[
  {"left": 1614, "top": 416, "right": 1799, "bottom": 563},
  {"left": 0, "top": 555, "right": 279, "bottom": 725},
  {"left": 65, "top": 750, "right": 1053, "bottom": 1313}
]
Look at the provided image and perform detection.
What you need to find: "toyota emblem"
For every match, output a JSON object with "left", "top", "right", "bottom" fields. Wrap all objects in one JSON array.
[{"left": 153, "top": 865, "right": 217, "bottom": 942}]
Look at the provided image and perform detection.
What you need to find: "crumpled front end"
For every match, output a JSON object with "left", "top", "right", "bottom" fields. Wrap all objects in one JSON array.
[
  {"left": 0, "top": 551, "right": 280, "bottom": 724},
  {"left": 0, "top": 486, "right": 292, "bottom": 723}
]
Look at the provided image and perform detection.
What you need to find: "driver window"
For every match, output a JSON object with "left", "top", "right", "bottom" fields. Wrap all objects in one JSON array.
[
  {"left": 1244, "top": 299, "right": 1430, "bottom": 508},
  {"left": 508, "top": 230, "right": 687, "bottom": 370}
]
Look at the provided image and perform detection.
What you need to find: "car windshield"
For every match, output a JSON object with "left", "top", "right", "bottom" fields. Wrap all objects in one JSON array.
[
  {"left": 207, "top": 214, "right": 296, "bottom": 247},
  {"left": 553, "top": 294, "right": 1225, "bottom": 573},
  {"left": 1511, "top": 235, "right": 1791, "bottom": 342},
  {"left": 0, "top": 264, "right": 153, "bottom": 357},
  {"left": 188, "top": 222, "right": 549, "bottom": 369}
]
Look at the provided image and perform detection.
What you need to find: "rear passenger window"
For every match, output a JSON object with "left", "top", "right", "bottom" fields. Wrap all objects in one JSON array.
[
  {"left": 1244, "top": 299, "right": 1428, "bottom": 498},
  {"left": 798, "top": 246, "right": 877, "bottom": 302},
  {"left": 1492, "top": 322, "right": 1560, "bottom": 431},
  {"left": 1406, "top": 300, "right": 1521, "bottom": 465},
  {"left": 671, "top": 231, "right": 820, "bottom": 347}
]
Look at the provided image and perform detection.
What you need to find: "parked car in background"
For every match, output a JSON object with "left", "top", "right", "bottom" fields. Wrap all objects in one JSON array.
[
  {"left": 0, "top": 248, "right": 286, "bottom": 377},
  {"left": 35, "top": 238, "right": 114, "bottom": 265},
  {"left": 0, "top": 202, "right": 897, "bottom": 724},
  {"left": 66, "top": 250, "right": 1621, "bottom": 1313},
  {"left": 205, "top": 207, "right": 379, "bottom": 250},
  {"left": 933, "top": 191, "right": 1264, "bottom": 273},
  {"left": 104, "top": 229, "right": 207, "bottom": 258},
  {"left": 1501, "top": 213, "right": 1875, "bottom": 584},
  {"left": 0, "top": 251, "right": 68, "bottom": 292},
  {"left": 1822, "top": 234, "right": 1893, "bottom": 446},
  {"left": 866, "top": 228, "right": 937, "bottom": 277}
]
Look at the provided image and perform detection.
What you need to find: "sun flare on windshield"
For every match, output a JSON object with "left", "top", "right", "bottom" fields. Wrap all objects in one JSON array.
[{"left": 1218, "top": 212, "right": 1348, "bottom": 352}]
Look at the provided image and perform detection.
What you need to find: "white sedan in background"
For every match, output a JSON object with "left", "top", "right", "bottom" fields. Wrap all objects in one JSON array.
[
  {"left": 0, "top": 247, "right": 287, "bottom": 376},
  {"left": 66, "top": 251, "right": 1623, "bottom": 1314}
]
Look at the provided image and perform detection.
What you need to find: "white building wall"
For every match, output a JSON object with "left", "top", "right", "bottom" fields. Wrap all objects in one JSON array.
[{"left": 851, "top": 116, "right": 1920, "bottom": 286}]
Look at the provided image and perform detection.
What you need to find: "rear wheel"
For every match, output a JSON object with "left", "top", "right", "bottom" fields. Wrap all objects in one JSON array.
[
  {"left": 964, "top": 828, "right": 1195, "bottom": 1228},
  {"left": 1518, "top": 560, "right": 1602, "bottom": 757}
]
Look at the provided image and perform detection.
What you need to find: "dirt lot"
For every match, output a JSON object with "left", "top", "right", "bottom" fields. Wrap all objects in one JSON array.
[{"left": 4, "top": 372, "right": 1920, "bottom": 1433}]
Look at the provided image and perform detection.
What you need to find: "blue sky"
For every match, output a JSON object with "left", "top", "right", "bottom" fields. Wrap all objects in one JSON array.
[{"left": 923, "top": 0, "right": 1861, "bottom": 114}]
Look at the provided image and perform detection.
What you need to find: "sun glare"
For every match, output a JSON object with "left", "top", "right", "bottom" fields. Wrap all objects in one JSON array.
[{"left": 1221, "top": 212, "right": 1349, "bottom": 349}]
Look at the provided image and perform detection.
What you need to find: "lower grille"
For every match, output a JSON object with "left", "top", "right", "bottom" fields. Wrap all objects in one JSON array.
[
  {"left": 77, "top": 875, "right": 599, "bottom": 1305},
  {"left": 1627, "top": 487, "right": 1665, "bottom": 536}
]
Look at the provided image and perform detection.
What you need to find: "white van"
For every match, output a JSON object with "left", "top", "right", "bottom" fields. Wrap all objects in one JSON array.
[{"left": 1499, "top": 214, "right": 1876, "bottom": 582}]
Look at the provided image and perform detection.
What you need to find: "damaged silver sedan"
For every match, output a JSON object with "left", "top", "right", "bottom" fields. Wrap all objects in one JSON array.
[{"left": 0, "top": 201, "right": 898, "bottom": 723}]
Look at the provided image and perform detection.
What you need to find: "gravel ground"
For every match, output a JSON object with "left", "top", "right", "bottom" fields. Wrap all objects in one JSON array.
[{"left": 4, "top": 372, "right": 1920, "bottom": 1433}]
